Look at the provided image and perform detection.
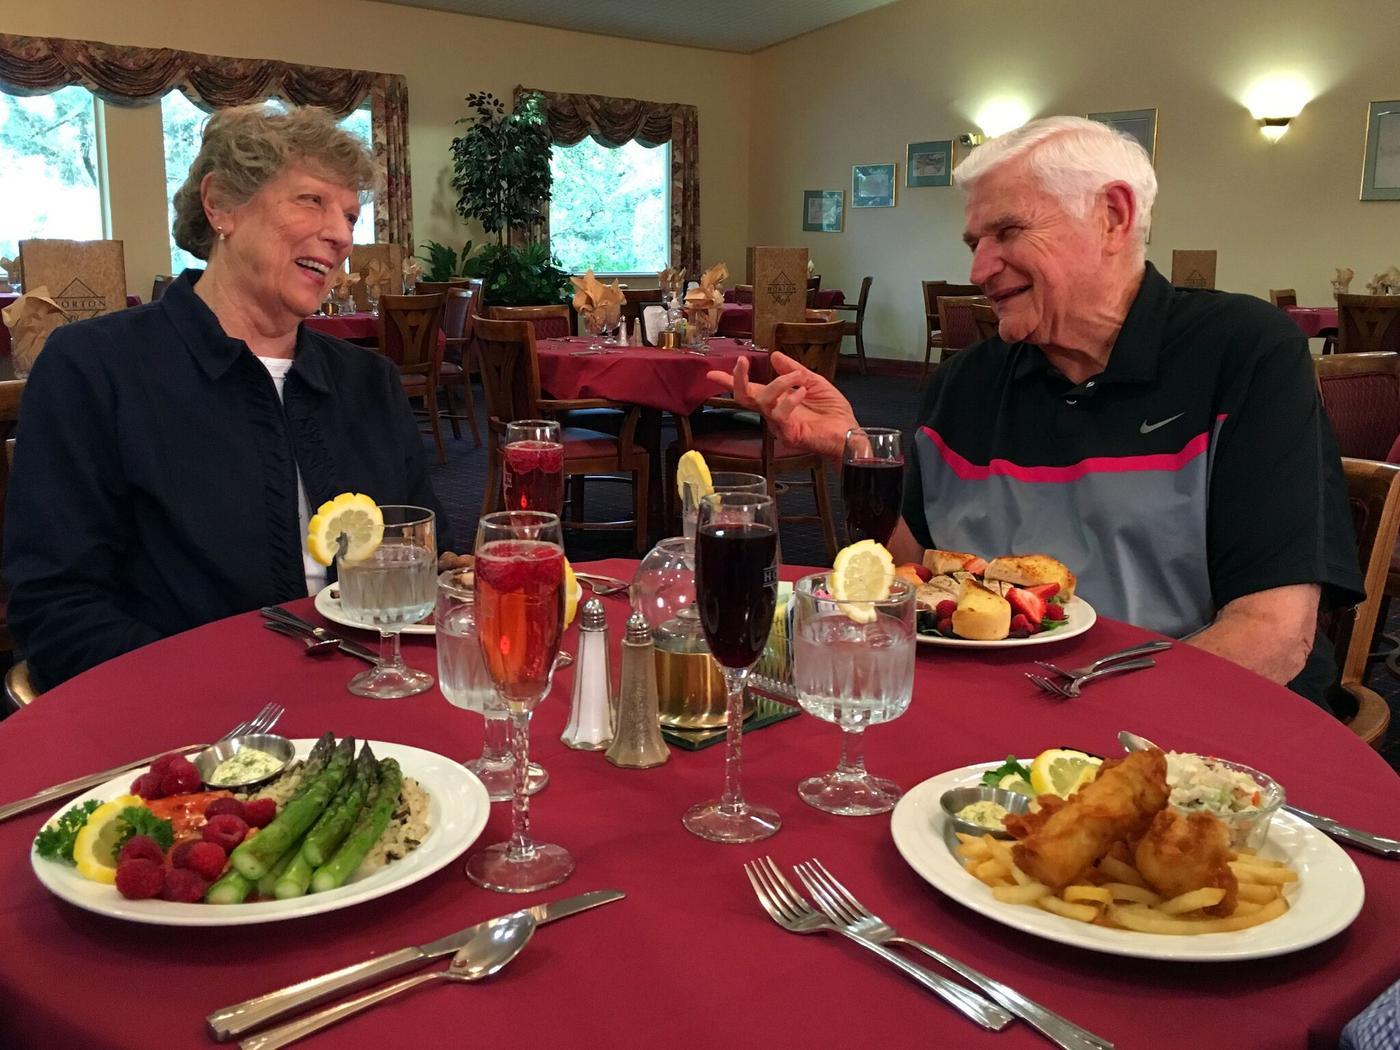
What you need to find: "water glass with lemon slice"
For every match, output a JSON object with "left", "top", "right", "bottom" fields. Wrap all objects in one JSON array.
[
  {"left": 307, "top": 496, "right": 437, "bottom": 699},
  {"left": 676, "top": 451, "right": 766, "bottom": 546}
]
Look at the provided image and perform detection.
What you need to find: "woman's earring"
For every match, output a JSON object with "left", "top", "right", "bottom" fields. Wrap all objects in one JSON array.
[{"left": 217, "top": 227, "right": 227, "bottom": 242}]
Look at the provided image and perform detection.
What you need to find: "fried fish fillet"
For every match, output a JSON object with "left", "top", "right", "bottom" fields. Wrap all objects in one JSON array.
[
  {"left": 1133, "top": 808, "right": 1238, "bottom": 917},
  {"left": 1007, "top": 750, "right": 1169, "bottom": 889}
]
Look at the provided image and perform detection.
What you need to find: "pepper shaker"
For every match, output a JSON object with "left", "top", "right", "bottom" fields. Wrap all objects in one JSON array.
[
  {"left": 606, "top": 611, "right": 670, "bottom": 768},
  {"left": 561, "top": 598, "right": 614, "bottom": 750}
]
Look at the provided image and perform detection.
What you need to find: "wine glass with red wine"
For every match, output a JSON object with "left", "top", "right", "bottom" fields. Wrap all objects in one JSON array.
[
  {"left": 683, "top": 491, "right": 782, "bottom": 843},
  {"left": 842, "top": 427, "right": 904, "bottom": 546},
  {"left": 502, "top": 419, "right": 564, "bottom": 515}
]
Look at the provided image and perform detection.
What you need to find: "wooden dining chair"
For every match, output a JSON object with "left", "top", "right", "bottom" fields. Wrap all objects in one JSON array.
[
  {"left": 921, "top": 281, "right": 980, "bottom": 376},
  {"left": 150, "top": 275, "right": 174, "bottom": 302},
  {"left": 833, "top": 276, "right": 873, "bottom": 374},
  {"left": 1269, "top": 288, "right": 1298, "bottom": 309},
  {"left": 1314, "top": 352, "right": 1400, "bottom": 462},
  {"left": 621, "top": 289, "right": 663, "bottom": 345},
  {"left": 489, "top": 304, "right": 572, "bottom": 341},
  {"left": 1336, "top": 294, "right": 1400, "bottom": 355},
  {"left": 474, "top": 317, "right": 650, "bottom": 554},
  {"left": 415, "top": 279, "right": 470, "bottom": 297},
  {"left": 377, "top": 293, "right": 448, "bottom": 464},
  {"left": 805, "top": 275, "right": 822, "bottom": 307},
  {"left": 971, "top": 300, "right": 1000, "bottom": 342},
  {"left": 937, "top": 295, "right": 994, "bottom": 362},
  {"left": 676, "top": 320, "right": 846, "bottom": 560},
  {"left": 437, "top": 288, "right": 481, "bottom": 447}
]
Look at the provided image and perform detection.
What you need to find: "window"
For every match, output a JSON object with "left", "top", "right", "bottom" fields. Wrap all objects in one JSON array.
[
  {"left": 549, "top": 138, "right": 669, "bottom": 274},
  {"left": 0, "top": 86, "right": 103, "bottom": 262},
  {"left": 159, "top": 92, "right": 377, "bottom": 274}
]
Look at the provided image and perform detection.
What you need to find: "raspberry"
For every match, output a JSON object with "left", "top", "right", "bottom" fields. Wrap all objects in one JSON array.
[
  {"left": 912, "top": 564, "right": 933, "bottom": 583},
  {"left": 243, "top": 798, "right": 277, "bottom": 828},
  {"left": 115, "top": 859, "right": 166, "bottom": 900},
  {"left": 160, "top": 867, "right": 209, "bottom": 903},
  {"left": 149, "top": 753, "right": 186, "bottom": 775},
  {"left": 202, "top": 814, "right": 249, "bottom": 852},
  {"left": 936, "top": 617, "right": 954, "bottom": 636},
  {"left": 169, "top": 840, "right": 201, "bottom": 869},
  {"left": 1009, "top": 613, "right": 1035, "bottom": 638},
  {"left": 183, "top": 841, "right": 229, "bottom": 882},
  {"left": 204, "top": 797, "right": 246, "bottom": 821},
  {"left": 118, "top": 834, "right": 165, "bottom": 866},
  {"left": 160, "top": 759, "right": 201, "bottom": 797},
  {"left": 1044, "top": 604, "right": 1068, "bottom": 621},
  {"left": 130, "top": 771, "right": 166, "bottom": 800},
  {"left": 934, "top": 600, "right": 957, "bottom": 618}
]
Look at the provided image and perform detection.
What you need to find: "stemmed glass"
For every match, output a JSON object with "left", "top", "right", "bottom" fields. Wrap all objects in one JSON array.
[
  {"left": 681, "top": 471, "right": 767, "bottom": 547},
  {"left": 792, "top": 574, "right": 915, "bottom": 815},
  {"left": 337, "top": 505, "right": 436, "bottom": 699},
  {"left": 467, "top": 510, "right": 573, "bottom": 892},
  {"left": 503, "top": 419, "right": 564, "bottom": 515},
  {"left": 683, "top": 491, "right": 782, "bottom": 843},
  {"left": 435, "top": 569, "right": 548, "bottom": 800},
  {"left": 842, "top": 427, "right": 904, "bottom": 546}
]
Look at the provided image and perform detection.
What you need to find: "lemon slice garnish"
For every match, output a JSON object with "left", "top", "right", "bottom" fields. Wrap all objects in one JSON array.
[
  {"left": 306, "top": 493, "right": 384, "bottom": 567},
  {"left": 676, "top": 450, "right": 714, "bottom": 506},
  {"left": 564, "top": 560, "right": 580, "bottom": 628},
  {"left": 72, "top": 795, "right": 142, "bottom": 884},
  {"left": 1028, "top": 749, "right": 1103, "bottom": 798},
  {"left": 829, "top": 540, "right": 895, "bottom": 623}
]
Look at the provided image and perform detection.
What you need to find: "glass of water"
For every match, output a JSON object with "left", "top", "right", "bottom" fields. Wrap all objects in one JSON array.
[
  {"left": 435, "top": 568, "right": 549, "bottom": 800},
  {"left": 792, "top": 573, "right": 915, "bottom": 815},
  {"left": 337, "top": 505, "right": 436, "bottom": 699}
]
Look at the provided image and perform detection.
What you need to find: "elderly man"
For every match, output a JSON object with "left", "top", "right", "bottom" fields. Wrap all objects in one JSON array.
[{"left": 711, "top": 116, "right": 1362, "bottom": 712}]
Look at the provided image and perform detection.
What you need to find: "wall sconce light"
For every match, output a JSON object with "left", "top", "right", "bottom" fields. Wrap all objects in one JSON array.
[
  {"left": 974, "top": 99, "right": 1032, "bottom": 139},
  {"left": 1257, "top": 117, "right": 1292, "bottom": 143},
  {"left": 957, "top": 132, "right": 985, "bottom": 147},
  {"left": 1243, "top": 75, "right": 1312, "bottom": 143}
]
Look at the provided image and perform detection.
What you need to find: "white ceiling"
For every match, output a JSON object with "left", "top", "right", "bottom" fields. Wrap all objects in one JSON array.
[{"left": 372, "top": 0, "right": 900, "bottom": 53}]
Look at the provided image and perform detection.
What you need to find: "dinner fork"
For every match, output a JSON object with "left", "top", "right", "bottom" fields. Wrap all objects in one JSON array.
[
  {"left": 1034, "top": 641, "right": 1172, "bottom": 682},
  {"left": 743, "top": 858, "right": 1012, "bottom": 1031},
  {"left": 1026, "top": 658, "right": 1157, "bottom": 698},
  {"left": 227, "top": 702, "right": 285, "bottom": 739},
  {"left": 795, "top": 859, "right": 1113, "bottom": 1050}
]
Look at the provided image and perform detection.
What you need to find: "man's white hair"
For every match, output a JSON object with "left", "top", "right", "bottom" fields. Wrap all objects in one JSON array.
[{"left": 954, "top": 116, "right": 1157, "bottom": 257}]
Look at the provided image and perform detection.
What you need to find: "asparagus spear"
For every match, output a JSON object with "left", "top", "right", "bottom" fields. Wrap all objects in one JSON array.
[
  {"left": 311, "top": 758, "right": 402, "bottom": 893},
  {"left": 301, "top": 747, "right": 377, "bottom": 868},
  {"left": 229, "top": 737, "right": 355, "bottom": 880},
  {"left": 273, "top": 851, "right": 316, "bottom": 899},
  {"left": 205, "top": 868, "right": 254, "bottom": 905},
  {"left": 255, "top": 843, "right": 302, "bottom": 899}
]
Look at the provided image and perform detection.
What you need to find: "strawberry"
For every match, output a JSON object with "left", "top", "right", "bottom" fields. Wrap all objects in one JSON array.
[
  {"left": 1007, "top": 587, "right": 1047, "bottom": 625},
  {"left": 912, "top": 564, "right": 933, "bottom": 583},
  {"left": 963, "top": 557, "right": 988, "bottom": 575},
  {"left": 1044, "top": 604, "right": 1068, "bottom": 622},
  {"left": 1027, "top": 583, "right": 1061, "bottom": 602}
]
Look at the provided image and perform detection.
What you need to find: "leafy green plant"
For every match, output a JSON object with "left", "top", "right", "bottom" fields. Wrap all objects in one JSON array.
[
  {"left": 416, "top": 240, "right": 478, "bottom": 282},
  {"left": 467, "top": 242, "right": 570, "bottom": 307},
  {"left": 450, "top": 92, "right": 553, "bottom": 246}
]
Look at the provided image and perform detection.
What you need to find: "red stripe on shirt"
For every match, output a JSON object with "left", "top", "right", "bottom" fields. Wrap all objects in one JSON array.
[{"left": 921, "top": 422, "right": 1224, "bottom": 483}]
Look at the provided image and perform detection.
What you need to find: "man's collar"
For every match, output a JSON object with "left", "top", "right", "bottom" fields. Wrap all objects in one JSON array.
[{"left": 161, "top": 269, "right": 330, "bottom": 392}]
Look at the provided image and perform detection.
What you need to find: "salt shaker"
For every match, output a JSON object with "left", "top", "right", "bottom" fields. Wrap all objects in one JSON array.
[
  {"left": 606, "top": 611, "right": 670, "bottom": 768},
  {"left": 561, "top": 598, "right": 614, "bottom": 750}
]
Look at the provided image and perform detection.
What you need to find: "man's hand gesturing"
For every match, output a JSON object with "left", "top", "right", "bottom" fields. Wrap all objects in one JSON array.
[{"left": 706, "top": 352, "right": 859, "bottom": 461}]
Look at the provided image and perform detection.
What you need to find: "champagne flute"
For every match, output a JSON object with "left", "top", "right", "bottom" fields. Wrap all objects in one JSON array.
[
  {"left": 502, "top": 419, "right": 564, "bottom": 515},
  {"left": 467, "top": 510, "right": 573, "bottom": 892},
  {"left": 683, "top": 492, "right": 781, "bottom": 843},
  {"left": 681, "top": 471, "right": 767, "bottom": 547},
  {"left": 842, "top": 427, "right": 904, "bottom": 546},
  {"left": 337, "top": 505, "right": 436, "bottom": 699},
  {"left": 792, "top": 574, "right": 915, "bottom": 815},
  {"left": 435, "top": 569, "right": 548, "bottom": 801}
]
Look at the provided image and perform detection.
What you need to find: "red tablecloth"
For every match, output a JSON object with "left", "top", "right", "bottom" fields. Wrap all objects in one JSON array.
[
  {"left": 0, "top": 293, "right": 141, "bottom": 356},
  {"left": 0, "top": 559, "right": 1396, "bottom": 1049},
  {"left": 1284, "top": 306, "right": 1338, "bottom": 339},
  {"left": 717, "top": 292, "right": 846, "bottom": 339},
  {"left": 537, "top": 338, "right": 772, "bottom": 416},
  {"left": 303, "top": 312, "right": 379, "bottom": 342}
]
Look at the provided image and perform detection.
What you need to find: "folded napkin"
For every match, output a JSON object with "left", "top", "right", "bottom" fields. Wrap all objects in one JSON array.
[
  {"left": 0, "top": 255, "right": 20, "bottom": 291},
  {"left": 402, "top": 258, "right": 423, "bottom": 284},
  {"left": 1332, "top": 267, "right": 1354, "bottom": 296},
  {"left": 330, "top": 269, "right": 361, "bottom": 296},
  {"left": 570, "top": 269, "right": 623, "bottom": 328},
  {"left": 807, "top": 259, "right": 815, "bottom": 276},
  {"left": 683, "top": 262, "right": 727, "bottom": 329},
  {"left": 362, "top": 259, "right": 393, "bottom": 298},
  {"left": 2, "top": 288, "right": 66, "bottom": 378},
  {"left": 659, "top": 266, "right": 686, "bottom": 299}
]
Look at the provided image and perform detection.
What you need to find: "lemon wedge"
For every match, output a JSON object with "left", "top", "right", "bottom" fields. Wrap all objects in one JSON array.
[
  {"left": 306, "top": 493, "right": 384, "bottom": 567},
  {"left": 829, "top": 540, "right": 895, "bottom": 623},
  {"left": 1028, "top": 749, "right": 1102, "bottom": 798},
  {"left": 72, "top": 795, "right": 142, "bottom": 884},
  {"left": 997, "top": 773, "right": 1036, "bottom": 797},
  {"left": 564, "top": 560, "right": 580, "bottom": 628},
  {"left": 676, "top": 450, "right": 714, "bottom": 506}
]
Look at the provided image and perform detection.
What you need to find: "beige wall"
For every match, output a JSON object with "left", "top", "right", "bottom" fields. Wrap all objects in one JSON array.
[
  {"left": 749, "top": 0, "right": 1400, "bottom": 361},
  {"left": 3, "top": 0, "right": 752, "bottom": 299}
]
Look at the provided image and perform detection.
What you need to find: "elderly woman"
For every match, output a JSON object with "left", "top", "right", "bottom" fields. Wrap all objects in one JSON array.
[{"left": 4, "top": 104, "right": 446, "bottom": 691}]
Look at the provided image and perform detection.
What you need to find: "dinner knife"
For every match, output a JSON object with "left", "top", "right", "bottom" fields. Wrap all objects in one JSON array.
[
  {"left": 0, "top": 743, "right": 206, "bottom": 823},
  {"left": 205, "top": 889, "right": 624, "bottom": 1041},
  {"left": 259, "top": 606, "right": 379, "bottom": 664}
]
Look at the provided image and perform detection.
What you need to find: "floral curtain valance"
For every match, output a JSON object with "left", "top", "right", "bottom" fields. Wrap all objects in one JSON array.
[
  {"left": 0, "top": 33, "right": 413, "bottom": 243},
  {"left": 518, "top": 86, "right": 700, "bottom": 275}
]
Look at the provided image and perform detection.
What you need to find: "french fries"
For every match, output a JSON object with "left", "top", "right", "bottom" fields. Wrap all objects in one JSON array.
[{"left": 957, "top": 832, "right": 1295, "bottom": 935}]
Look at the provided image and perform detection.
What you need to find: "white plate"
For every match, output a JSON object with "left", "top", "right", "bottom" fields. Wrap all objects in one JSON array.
[
  {"left": 917, "top": 596, "right": 1096, "bottom": 648},
  {"left": 31, "top": 739, "right": 489, "bottom": 927},
  {"left": 890, "top": 762, "right": 1364, "bottom": 961},
  {"left": 315, "top": 584, "right": 435, "bottom": 635}
]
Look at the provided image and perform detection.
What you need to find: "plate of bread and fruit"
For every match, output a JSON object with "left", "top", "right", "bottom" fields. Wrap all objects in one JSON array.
[{"left": 897, "top": 549, "right": 1096, "bottom": 648}]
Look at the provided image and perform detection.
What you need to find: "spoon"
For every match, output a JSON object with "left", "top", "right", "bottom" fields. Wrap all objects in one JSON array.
[
  {"left": 263, "top": 621, "right": 339, "bottom": 657},
  {"left": 1117, "top": 730, "right": 1400, "bottom": 858},
  {"left": 240, "top": 913, "right": 535, "bottom": 1049}
]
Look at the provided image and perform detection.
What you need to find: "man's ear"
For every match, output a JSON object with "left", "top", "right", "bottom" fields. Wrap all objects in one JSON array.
[{"left": 1100, "top": 181, "right": 1138, "bottom": 255}]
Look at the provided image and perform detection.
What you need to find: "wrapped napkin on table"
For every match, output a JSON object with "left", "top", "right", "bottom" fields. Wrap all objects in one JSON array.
[
  {"left": 1331, "top": 268, "right": 1354, "bottom": 297},
  {"left": 658, "top": 266, "right": 685, "bottom": 299},
  {"left": 2, "top": 288, "right": 67, "bottom": 379},
  {"left": 571, "top": 269, "right": 624, "bottom": 330},
  {"left": 362, "top": 259, "right": 393, "bottom": 301},
  {"left": 683, "top": 262, "right": 727, "bottom": 331},
  {"left": 0, "top": 256, "right": 20, "bottom": 293},
  {"left": 1378, "top": 267, "right": 1400, "bottom": 296},
  {"left": 402, "top": 257, "right": 423, "bottom": 292}
]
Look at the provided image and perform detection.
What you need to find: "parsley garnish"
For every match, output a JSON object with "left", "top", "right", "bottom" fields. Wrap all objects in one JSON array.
[
  {"left": 980, "top": 756, "right": 1031, "bottom": 789},
  {"left": 115, "top": 806, "right": 174, "bottom": 852},
  {"left": 33, "top": 799, "right": 102, "bottom": 865}
]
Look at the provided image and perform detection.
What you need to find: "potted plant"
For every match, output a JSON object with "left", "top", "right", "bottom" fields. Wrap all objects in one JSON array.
[{"left": 448, "top": 92, "right": 568, "bottom": 306}]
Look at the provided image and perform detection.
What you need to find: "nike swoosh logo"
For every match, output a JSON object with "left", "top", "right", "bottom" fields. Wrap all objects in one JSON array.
[{"left": 1140, "top": 413, "right": 1184, "bottom": 435}]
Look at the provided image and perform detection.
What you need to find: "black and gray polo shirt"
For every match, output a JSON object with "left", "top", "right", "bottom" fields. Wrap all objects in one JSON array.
[{"left": 903, "top": 263, "right": 1363, "bottom": 706}]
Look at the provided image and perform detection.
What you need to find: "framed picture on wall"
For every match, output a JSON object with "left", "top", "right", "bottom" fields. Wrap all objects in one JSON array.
[
  {"left": 852, "top": 163, "right": 897, "bottom": 208},
  {"left": 906, "top": 141, "right": 953, "bottom": 187},
  {"left": 1088, "top": 108, "right": 1158, "bottom": 164},
  {"left": 802, "top": 190, "right": 845, "bottom": 232},
  {"left": 1361, "top": 100, "right": 1400, "bottom": 201}
]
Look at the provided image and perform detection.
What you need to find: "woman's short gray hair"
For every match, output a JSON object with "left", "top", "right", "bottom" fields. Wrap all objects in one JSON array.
[
  {"left": 953, "top": 116, "right": 1157, "bottom": 257},
  {"left": 172, "top": 103, "right": 375, "bottom": 260}
]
